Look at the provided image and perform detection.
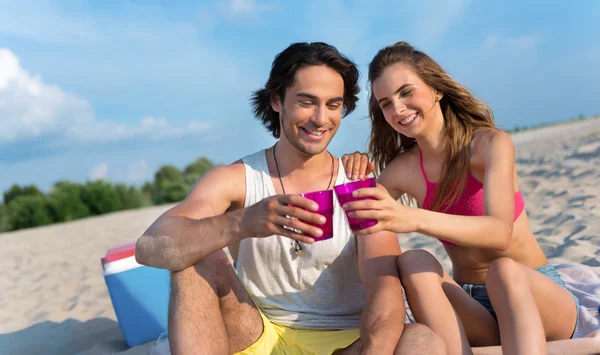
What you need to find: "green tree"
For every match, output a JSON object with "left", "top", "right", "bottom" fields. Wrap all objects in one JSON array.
[
  {"left": 152, "top": 179, "right": 189, "bottom": 204},
  {"left": 3, "top": 184, "right": 44, "bottom": 204},
  {"left": 114, "top": 183, "right": 150, "bottom": 210},
  {"left": 81, "top": 180, "right": 122, "bottom": 215},
  {"left": 152, "top": 165, "right": 184, "bottom": 205},
  {"left": 142, "top": 181, "right": 154, "bottom": 200},
  {"left": 5, "top": 195, "right": 53, "bottom": 231},
  {"left": 0, "top": 204, "right": 9, "bottom": 232},
  {"left": 47, "top": 181, "right": 90, "bottom": 222},
  {"left": 183, "top": 157, "right": 214, "bottom": 182},
  {"left": 154, "top": 165, "right": 182, "bottom": 188}
]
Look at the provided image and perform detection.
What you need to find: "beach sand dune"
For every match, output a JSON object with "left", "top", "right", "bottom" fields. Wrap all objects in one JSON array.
[{"left": 1, "top": 118, "right": 599, "bottom": 354}]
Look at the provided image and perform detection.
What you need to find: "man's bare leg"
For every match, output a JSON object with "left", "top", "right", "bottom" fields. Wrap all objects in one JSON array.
[
  {"left": 168, "top": 250, "right": 263, "bottom": 355},
  {"left": 334, "top": 323, "right": 446, "bottom": 355}
]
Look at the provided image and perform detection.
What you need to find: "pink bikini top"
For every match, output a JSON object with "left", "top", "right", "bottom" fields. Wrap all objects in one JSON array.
[{"left": 419, "top": 151, "right": 525, "bottom": 246}]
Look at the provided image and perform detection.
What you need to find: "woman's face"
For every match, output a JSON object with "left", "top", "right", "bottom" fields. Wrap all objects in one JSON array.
[{"left": 372, "top": 63, "right": 440, "bottom": 138}]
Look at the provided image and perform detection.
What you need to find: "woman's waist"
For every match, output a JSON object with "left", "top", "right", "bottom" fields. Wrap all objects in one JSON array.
[{"left": 449, "top": 247, "right": 549, "bottom": 284}]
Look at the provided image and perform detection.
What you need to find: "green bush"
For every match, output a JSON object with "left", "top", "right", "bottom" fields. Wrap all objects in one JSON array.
[
  {"left": 152, "top": 179, "right": 189, "bottom": 204},
  {"left": 81, "top": 180, "right": 122, "bottom": 215},
  {"left": 152, "top": 165, "right": 186, "bottom": 204},
  {"left": 114, "top": 183, "right": 150, "bottom": 210},
  {"left": 5, "top": 195, "right": 53, "bottom": 231},
  {"left": 183, "top": 157, "right": 214, "bottom": 182},
  {"left": 0, "top": 204, "right": 9, "bottom": 232},
  {"left": 47, "top": 181, "right": 90, "bottom": 222},
  {"left": 141, "top": 181, "right": 154, "bottom": 201},
  {"left": 0, "top": 156, "right": 219, "bottom": 232},
  {"left": 154, "top": 165, "right": 182, "bottom": 188},
  {"left": 3, "top": 184, "right": 45, "bottom": 204}
]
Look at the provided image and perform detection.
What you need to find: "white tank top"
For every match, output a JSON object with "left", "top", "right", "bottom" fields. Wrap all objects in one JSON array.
[{"left": 237, "top": 149, "right": 367, "bottom": 330}]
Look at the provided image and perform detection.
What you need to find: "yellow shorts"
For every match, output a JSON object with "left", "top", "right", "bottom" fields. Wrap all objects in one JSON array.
[{"left": 235, "top": 309, "right": 360, "bottom": 355}]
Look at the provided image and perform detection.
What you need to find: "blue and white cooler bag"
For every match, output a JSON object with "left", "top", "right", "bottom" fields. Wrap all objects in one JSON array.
[{"left": 102, "top": 243, "right": 170, "bottom": 347}]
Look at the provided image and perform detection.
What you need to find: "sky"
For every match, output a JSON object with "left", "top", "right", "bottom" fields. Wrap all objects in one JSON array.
[{"left": 1, "top": 0, "right": 599, "bottom": 196}]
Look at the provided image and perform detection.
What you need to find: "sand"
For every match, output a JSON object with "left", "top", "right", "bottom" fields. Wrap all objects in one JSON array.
[{"left": 1, "top": 117, "right": 599, "bottom": 354}]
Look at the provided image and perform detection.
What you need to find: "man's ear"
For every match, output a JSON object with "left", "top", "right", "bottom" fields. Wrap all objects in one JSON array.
[{"left": 271, "top": 94, "right": 282, "bottom": 113}]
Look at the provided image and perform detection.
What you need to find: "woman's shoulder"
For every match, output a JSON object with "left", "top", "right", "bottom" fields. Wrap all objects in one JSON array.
[
  {"left": 385, "top": 146, "right": 420, "bottom": 171},
  {"left": 379, "top": 147, "right": 421, "bottom": 192},
  {"left": 471, "top": 128, "right": 515, "bottom": 164}
]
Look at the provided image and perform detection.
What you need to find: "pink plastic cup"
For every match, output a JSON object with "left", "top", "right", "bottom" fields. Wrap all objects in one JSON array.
[
  {"left": 334, "top": 177, "right": 378, "bottom": 231},
  {"left": 296, "top": 189, "right": 334, "bottom": 242}
]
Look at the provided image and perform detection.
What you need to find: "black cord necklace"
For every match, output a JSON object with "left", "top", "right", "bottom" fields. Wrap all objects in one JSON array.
[{"left": 273, "top": 142, "right": 335, "bottom": 257}]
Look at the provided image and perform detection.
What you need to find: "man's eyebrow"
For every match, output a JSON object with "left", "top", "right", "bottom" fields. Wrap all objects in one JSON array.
[
  {"left": 297, "top": 92, "right": 344, "bottom": 104},
  {"left": 297, "top": 92, "right": 318, "bottom": 100},
  {"left": 377, "top": 83, "right": 414, "bottom": 104},
  {"left": 327, "top": 96, "right": 344, "bottom": 104}
]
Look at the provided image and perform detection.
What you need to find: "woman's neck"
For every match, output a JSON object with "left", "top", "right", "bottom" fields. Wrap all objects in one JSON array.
[{"left": 415, "top": 110, "right": 446, "bottom": 163}]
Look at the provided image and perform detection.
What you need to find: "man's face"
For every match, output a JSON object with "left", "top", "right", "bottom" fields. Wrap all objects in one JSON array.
[{"left": 272, "top": 65, "right": 345, "bottom": 156}]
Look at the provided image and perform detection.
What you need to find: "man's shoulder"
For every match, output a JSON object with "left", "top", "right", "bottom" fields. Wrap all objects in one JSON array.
[{"left": 210, "top": 149, "right": 267, "bottom": 178}]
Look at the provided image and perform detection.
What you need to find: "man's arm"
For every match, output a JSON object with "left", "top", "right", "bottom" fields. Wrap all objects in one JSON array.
[
  {"left": 357, "top": 231, "right": 405, "bottom": 354},
  {"left": 135, "top": 160, "right": 324, "bottom": 272},
  {"left": 135, "top": 162, "right": 247, "bottom": 271}
]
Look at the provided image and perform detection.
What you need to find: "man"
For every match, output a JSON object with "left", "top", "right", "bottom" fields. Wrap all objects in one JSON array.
[{"left": 135, "top": 42, "right": 445, "bottom": 355}]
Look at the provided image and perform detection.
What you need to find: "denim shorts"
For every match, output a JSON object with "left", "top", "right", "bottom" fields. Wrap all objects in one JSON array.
[{"left": 459, "top": 264, "right": 579, "bottom": 336}]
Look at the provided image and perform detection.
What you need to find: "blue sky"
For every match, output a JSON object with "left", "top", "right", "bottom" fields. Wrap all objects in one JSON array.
[{"left": 1, "top": 0, "right": 599, "bottom": 196}]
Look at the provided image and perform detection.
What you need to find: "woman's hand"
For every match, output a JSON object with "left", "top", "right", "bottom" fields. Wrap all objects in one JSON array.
[
  {"left": 341, "top": 151, "right": 375, "bottom": 180},
  {"left": 341, "top": 184, "right": 419, "bottom": 235}
]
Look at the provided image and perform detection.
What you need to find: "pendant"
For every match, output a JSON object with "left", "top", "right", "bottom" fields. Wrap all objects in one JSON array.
[
  {"left": 291, "top": 239, "right": 303, "bottom": 257},
  {"left": 294, "top": 241, "right": 303, "bottom": 257}
]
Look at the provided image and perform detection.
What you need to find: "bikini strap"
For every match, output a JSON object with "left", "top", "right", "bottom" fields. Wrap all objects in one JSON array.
[{"left": 419, "top": 149, "right": 430, "bottom": 183}]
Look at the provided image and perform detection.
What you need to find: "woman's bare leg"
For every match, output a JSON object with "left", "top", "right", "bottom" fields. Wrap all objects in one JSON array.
[
  {"left": 397, "top": 250, "right": 499, "bottom": 355},
  {"left": 486, "top": 257, "right": 547, "bottom": 355}
]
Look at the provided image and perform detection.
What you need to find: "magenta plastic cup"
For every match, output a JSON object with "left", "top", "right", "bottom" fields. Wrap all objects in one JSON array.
[
  {"left": 334, "top": 177, "right": 378, "bottom": 231},
  {"left": 295, "top": 189, "right": 334, "bottom": 242}
]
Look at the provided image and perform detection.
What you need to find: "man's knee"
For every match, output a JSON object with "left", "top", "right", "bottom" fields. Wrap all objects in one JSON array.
[
  {"left": 395, "top": 323, "right": 446, "bottom": 355},
  {"left": 170, "top": 249, "right": 234, "bottom": 296}
]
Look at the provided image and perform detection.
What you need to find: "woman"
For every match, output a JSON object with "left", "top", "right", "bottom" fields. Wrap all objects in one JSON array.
[{"left": 341, "top": 42, "right": 579, "bottom": 355}]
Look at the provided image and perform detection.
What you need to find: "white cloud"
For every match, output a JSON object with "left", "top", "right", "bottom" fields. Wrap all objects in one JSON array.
[
  {"left": 217, "top": 0, "right": 275, "bottom": 19},
  {"left": 109, "top": 160, "right": 151, "bottom": 184},
  {"left": 0, "top": 1, "right": 105, "bottom": 46},
  {"left": 484, "top": 33, "right": 542, "bottom": 51},
  {"left": 511, "top": 33, "right": 543, "bottom": 51},
  {"left": 477, "top": 33, "right": 543, "bottom": 66},
  {"left": 483, "top": 34, "right": 501, "bottom": 49},
  {"left": 125, "top": 160, "right": 151, "bottom": 184},
  {"left": 0, "top": 48, "right": 212, "bottom": 146},
  {"left": 0, "top": 48, "right": 93, "bottom": 144},
  {"left": 412, "top": 0, "right": 472, "bottom": 46},
  {"left": 89, "top": 162, "right": 109, "bottom": 181}
]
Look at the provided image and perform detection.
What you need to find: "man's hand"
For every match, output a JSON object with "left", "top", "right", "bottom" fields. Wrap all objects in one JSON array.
[
  {"left": 342, "top": 151, "right": 375, "bottom": 180},
  {"left": 239, "top": 194, "right": 326, "bottom": 244}
]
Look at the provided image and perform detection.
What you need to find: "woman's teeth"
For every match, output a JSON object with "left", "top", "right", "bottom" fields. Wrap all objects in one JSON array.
[{"left": 400, "top": 113, "right": 417, "bottom": 125}]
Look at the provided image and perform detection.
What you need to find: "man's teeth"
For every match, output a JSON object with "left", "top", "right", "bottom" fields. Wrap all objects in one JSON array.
[
  {"left": 401, "top": 113, "right": 417, "bottom": 125},
  {"left": 304, "top": 129, "right": 324, "bottom": 136}
]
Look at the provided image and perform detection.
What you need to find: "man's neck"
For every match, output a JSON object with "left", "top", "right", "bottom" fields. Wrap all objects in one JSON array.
[
  {"left": 269, "top": 140, "right": 337, "bottom": 195},
  {"left": 273, "top": 140, "right": 333, "bottom": 177}
]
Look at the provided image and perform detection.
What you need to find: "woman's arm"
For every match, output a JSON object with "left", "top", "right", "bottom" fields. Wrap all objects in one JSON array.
[{"left": 345, "top": 130, "right": 518, "bottom": 251}]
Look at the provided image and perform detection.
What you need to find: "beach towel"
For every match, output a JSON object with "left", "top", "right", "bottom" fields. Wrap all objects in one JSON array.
[{"left": 555, "top": 263, "right": 600, "bottom": 338}]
